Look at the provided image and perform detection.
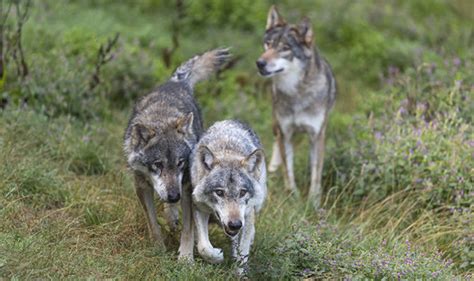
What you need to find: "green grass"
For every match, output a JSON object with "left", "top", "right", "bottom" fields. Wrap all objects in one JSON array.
[{"left": 1, "top": 0, "right": 473, "bottom": 279}]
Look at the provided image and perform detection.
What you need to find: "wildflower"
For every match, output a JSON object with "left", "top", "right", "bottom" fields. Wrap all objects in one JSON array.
[
  {"left": 374, "top": 131, "right": 383, "bottom": 140},
  {"left": 453, "top": 57, "right": 461, "bottom": 67}
]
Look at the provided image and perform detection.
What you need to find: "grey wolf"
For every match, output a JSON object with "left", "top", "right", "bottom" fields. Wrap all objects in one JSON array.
[
  {"left": 256, "top": 5, "right": 336, "bottom": 208},
  {"left": 123, "top": 48, "right": 231, "bottom": 259},
  {"left": 190, "top": 120, "right": 267, "bottom": 275}
]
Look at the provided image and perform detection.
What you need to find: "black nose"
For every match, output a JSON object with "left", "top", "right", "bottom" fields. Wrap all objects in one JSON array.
[
  {"left": 256, "top": 59, "right": 267, "bottom": 69},
  {"left": 228, "top": 220, "right": 242, "bottom": 231},
  {"left": 167, "top": 191, "right": 180, "bottom": 203}
]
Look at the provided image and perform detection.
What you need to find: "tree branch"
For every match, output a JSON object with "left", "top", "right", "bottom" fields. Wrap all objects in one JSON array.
[{"left": 88, "top": 32, "right": 120, "bottom": 92}]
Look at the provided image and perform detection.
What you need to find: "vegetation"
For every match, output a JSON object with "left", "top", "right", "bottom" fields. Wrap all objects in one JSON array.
[{"left": 0, "top": 0, "right": 472, "bottom": 279}]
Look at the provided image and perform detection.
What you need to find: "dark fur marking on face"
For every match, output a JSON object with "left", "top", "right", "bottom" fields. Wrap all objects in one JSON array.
[
  {"left": 264, "top": 26, "right": 310, "bottom": 62},
  {"left": 202, "top": 168, "right": 255, "bottom": 200}
]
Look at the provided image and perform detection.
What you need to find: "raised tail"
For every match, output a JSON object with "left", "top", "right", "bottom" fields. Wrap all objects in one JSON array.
[{"left": 170, "top": 48, "right": 231, "bottom": 88}]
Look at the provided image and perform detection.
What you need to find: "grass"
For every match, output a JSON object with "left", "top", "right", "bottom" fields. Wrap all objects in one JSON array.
[{"left": 0, "top": 0, "right": 473, "bottom": 279}]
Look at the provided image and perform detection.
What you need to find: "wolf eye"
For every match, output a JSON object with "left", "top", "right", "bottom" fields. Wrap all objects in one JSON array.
[
  {"left": 214, "top": 189, "right": 224, "bottom": 197},
  {"left": 151, "top": 161, "right": 163, "bottom": 173},
  {"left": 177, "top": 158, "right": 186, "bottom": 169},
  {"left": 264, "top": 40, "right": 272, "bottom": 49},
  {"left": 239, "top": 189, "right": 247, "bottom": 198},
  {"left": 281, "top": 44, "right": 290, "bottom": 51}
]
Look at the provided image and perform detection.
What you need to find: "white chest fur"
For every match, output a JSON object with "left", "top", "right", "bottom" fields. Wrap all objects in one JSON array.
[{"left": 273, "top": 59, "right": 304, "bottom": 95}]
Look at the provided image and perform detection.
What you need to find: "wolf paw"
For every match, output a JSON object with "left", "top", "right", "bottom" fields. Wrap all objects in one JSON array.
[
  {"left": 235, "top": 266, "right": 249, "bottom": 278},
  {"left": 178, "top": 252, "right": 194, "bottom": 263},
  {"left": 168, "top": 219, "right": 180, "bottom": 232},
  {"left": 268, "top": 162, "right": 280, "bottom": 173},
  {"left": 198, "top": 246, "right": 224, "bottom": 264}
]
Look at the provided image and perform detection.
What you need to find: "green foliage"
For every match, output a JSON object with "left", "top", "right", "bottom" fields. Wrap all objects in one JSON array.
[
  {"left": 328, "top": 53, "right": 473, "bottom": 207},
  {"left": 185, "top": 0, "right": 269, "bottom": 31}
]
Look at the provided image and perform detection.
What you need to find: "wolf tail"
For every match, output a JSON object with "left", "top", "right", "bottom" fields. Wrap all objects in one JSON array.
[{"left": 170, "top": 48, "right": 231, "bottom": 88}]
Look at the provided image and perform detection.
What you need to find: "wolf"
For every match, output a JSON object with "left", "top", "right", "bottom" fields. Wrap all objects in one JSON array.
[
  {"left": 123, "top": 48, "right": 231, "bottom": 260},
  {"left": 190, "top": 120, "right": 267, "bottom": 275},
  {"left": 256, "top": 5, "right": 336, "bottom": 208}
]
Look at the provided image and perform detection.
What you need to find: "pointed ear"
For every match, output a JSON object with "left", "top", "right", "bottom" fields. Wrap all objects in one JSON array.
[
  {"left": 132, "top": 123, "right": 156, "bottom": 146},
  {"left": 299, "top": 17, "right": 313, "bottom": 47},
  {"left": 199, "top": 146, "right": 215, "bottom": 171},
  {"left": 266, "top": 5, "right": 285, "bottom": 30},
  {"left": 242, "top": 148, "right": 264, "bottom": 176},
  {"left": 176, "top": 112, "right": 194, "bottom": 136}
]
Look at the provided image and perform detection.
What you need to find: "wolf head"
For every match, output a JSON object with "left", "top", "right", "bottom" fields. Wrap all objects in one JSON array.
[
  {"left": 256, "top": 5, "right": 314, "bottom": 77},
  {"left": 192, "top": 146, "right": 264, "bottom": 237},
  {"left": 128, "top": 113, "right": 195, "bottom": 203}
]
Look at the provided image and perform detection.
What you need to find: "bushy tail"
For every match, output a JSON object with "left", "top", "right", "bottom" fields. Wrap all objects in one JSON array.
[{"left": 170, "top": 48, "right": 231, "bottom": 88}]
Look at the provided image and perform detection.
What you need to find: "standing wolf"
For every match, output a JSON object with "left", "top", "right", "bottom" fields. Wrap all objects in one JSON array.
[
  {"left": 190, "top": 120, "right": 267, "bottom": 275},
  {"left": 123, "top": 48, "right": 230, "bottom": 260},
  {"left": 256, "top": 6, "right": 336, "bottom": 208}
]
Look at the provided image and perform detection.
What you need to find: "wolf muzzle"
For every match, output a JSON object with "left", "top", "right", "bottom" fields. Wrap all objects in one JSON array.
[{"left": 167, "top": 188, "right": 181, "bottom": 203}]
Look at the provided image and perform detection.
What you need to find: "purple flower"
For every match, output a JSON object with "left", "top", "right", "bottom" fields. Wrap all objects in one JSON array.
[
  {"left": 399, "top": 107, "right": 408, "bottom": 115},
  {"left": 453, "top": 57, "right": 461, "bottom": 67},
  {"left": 301, "top": 268, "right": 312, "bottom": 275},
  {"left": 374, "top": 131, "right": 383, "bottom": 140}
]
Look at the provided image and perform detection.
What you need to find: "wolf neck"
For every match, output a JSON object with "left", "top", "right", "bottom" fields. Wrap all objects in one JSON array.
[{"left": 273, "top": 61, "right": 304, "bottom": 95}]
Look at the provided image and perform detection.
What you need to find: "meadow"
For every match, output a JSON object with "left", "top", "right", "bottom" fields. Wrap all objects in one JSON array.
[{"left": 0, "top": 0, "right": 472, "bottom": 279}]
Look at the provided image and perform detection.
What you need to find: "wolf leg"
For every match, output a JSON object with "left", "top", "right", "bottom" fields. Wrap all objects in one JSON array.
[
  {"left": 235, "top": 209, "right": 255, "bottom": 276},
  {"left": 308, "top": 126, "right": 326, "bottom": 209},
  {"left": 194, "top": 209, "right": 223, "bottom": 263},
  {"left": 178, "top": 183, "right": 194, "bottom": 261},
  {"left": 135, "top": 174, "right": 164, "bottom": 247},
  {"left": 231, "top": 234, "right": 239, "bottom": 260},
  {"left": 163, "top": 203, "right": 179, "bottom": 231},
  {"left": 277, "top": 126, "right": 297, "bottom": 194},
  {"left": 268, "top": 141, "right": 282, "bottom": 172}
]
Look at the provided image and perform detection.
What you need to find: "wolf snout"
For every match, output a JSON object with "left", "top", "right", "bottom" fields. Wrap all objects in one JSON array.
[
  {"left": 256, "top": 59, "right": 267, "bottom": 69},
  {"left": 227, "top": 220, "right": 242, "bottom": 231},
  {"left": 167, "top": 190, "right": 181, "bottom": 203}
]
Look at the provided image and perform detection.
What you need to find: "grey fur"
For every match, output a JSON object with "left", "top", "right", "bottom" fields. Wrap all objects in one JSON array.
[
  {"left": 123, "top": 48, "right": 231, "bottom": 260},
  {"left": 190, "top": 120, "right": 267, "bottom": 275},
  {"left": 257, "top": 6, "right": 336, "bottom": 209}
]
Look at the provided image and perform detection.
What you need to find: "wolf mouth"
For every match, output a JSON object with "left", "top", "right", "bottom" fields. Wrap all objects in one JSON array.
[
  {"left": 214, "top": 212, "right": 240, "bottom": 237},
  {"left": 224, "top": 227, "right": 240, "bottom": 237},
  {"left": 259, "top": 68, "right": 284, "bottom": 76}
]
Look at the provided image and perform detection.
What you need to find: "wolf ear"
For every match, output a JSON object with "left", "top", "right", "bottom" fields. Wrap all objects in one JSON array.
[
  {"left": 176, "top": 112, "right": 194, "bottom": 136},
  {"left": 266, "top": 5, "right": 285, "bottom": 30},
  {"left": 242, "top": 148, "right": 264, "bottom": 176},
  {"left": 298, "top": 17, "right": 313, "bottom": 47},
  {"left": 199, "top": 146, "right": 215, "bottom": 171},
  {"left": 133, "top": 123, "right": 156, "bottom": 146}
]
